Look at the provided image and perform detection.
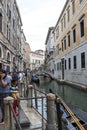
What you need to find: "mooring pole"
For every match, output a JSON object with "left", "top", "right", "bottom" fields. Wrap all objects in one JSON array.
[{"left": 56, "top": 98, "right": 62, "bottom": 130}]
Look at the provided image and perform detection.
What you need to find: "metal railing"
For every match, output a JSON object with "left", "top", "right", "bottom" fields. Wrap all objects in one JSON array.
[{"left": 9, "top": 101, "right": 22, "bottom": 130}]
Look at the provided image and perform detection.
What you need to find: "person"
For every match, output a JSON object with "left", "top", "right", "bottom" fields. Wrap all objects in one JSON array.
[
  {"left": 18, "top": 71, "right": 24, "bottom": 83},
  {"left": 0, "top": 69, "right": 11, "bottom": 124},
  {"left": 18, "top": 71, "right": 24, "bottom": 97},
  {"left": 10, "top": 75, "right": 19, "bottom": 116}
]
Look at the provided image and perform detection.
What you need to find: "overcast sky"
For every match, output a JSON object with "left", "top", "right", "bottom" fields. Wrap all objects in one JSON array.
[{"left": 17, "top": 0, "right": 66, "bottom": 51}]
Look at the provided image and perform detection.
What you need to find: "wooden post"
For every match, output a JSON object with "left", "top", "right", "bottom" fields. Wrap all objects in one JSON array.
[
  {"left": 27, "top": 85, "right": 33, "bottom": 107},
  {"left": 4, "top": 96, "right": 14, "bottom": 130},
  {"left": 46, "top": 93, "right": 57, "bottom": 130}
]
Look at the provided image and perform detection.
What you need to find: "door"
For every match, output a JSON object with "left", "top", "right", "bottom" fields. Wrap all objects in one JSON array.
[{"left": 61, "top": 58, "right": 64, "bottom": 80}]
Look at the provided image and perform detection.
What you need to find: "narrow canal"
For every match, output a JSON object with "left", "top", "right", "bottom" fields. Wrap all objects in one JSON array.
[{"left": 36, "top": 76, "right": 87, "bottom": 119}]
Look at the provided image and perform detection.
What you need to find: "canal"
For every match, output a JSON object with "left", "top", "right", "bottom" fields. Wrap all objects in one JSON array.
[{"left": 36, "top": 76, "right": 87, "bottom": 117}]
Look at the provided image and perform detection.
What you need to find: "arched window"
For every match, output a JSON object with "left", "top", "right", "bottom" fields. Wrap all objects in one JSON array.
[
  {"left": 13, "top": 57, "right": 15, "bottom": 64},
  {"left": 7, "top": 52, "right": 10, "bottom": 62}
]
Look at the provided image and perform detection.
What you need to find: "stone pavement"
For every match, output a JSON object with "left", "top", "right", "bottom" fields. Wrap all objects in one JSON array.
[{"left": 20, "top": 100, "right": 46, "bottom": 130}]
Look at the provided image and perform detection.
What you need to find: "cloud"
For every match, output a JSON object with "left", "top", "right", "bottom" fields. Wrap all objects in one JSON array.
[{"left": 17, "top": 0, "right": 66, "bottom": 51}]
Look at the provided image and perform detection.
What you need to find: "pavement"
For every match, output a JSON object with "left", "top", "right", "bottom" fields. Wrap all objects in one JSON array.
[{"left": 20, "top": 100, "right": 46, "bottom": 130}]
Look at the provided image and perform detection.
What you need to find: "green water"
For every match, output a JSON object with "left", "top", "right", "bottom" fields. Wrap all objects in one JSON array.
[{"left": 37, "top": 76, "right": 87, "bottom": 113}]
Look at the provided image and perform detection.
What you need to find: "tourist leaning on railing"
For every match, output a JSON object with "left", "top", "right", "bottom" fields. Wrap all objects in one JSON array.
[
  {"left": 0, "top": 69, "right": 11, "bottom": 124},
  {"left": 10, "top": 75, "right": 20, "bottom": 116}
]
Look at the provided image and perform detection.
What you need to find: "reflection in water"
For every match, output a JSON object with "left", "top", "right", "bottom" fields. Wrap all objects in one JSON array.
[{"left": 37, "top": 76, "right": 87, "bottom": 112}]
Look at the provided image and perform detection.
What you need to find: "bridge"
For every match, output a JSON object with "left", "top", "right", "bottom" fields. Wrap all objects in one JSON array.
[{"left": 35, "top": 71, "right": 54, "bottom": 80}]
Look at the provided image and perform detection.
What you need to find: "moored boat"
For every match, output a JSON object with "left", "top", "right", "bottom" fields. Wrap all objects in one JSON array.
[{"left": 31, "top": 76, "right": 40, "bottom": 83}]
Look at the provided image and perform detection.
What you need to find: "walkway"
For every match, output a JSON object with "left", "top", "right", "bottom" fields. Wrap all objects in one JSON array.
[
  {"left": 0, "top": 100, "right": 46, "bottom": 130},
  {"left": 20, "top": 100, "right": 46, "bottom": 130}
]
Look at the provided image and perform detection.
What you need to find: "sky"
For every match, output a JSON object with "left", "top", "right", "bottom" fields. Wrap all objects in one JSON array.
[{"left": 17, "top": 0, "right": 66, "bottom": 51}]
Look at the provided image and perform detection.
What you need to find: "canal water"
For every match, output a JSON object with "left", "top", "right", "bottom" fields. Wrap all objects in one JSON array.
[{"left": 36, "top": 76, "right": 87, "bottom": 113}]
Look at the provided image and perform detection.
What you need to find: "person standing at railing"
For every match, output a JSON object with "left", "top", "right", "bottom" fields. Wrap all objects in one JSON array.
[
  {"left": 18, "top": 71, "right": 24, "bottom": 97},
  {"left": 10, "top": 75, "right": 20, "bottom": 116},
  {"left": 0, "top": 69, "right": 11, "bottom": 124}
]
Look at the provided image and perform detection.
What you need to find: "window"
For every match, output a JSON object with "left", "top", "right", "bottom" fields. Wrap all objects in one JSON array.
[
  {"left": 54, "top": 64, "right": 56, "bottom": 71},
  {"left": 67, "top": 7, "right": 70, "bottom": 22},
  {"left": 56, "top": 26, "right": 59, "bottom": 39},
  {"left": 9, "top": 28, "right": 10, "bottom": 41},
  {"left": 80, "top": 19, "right": 84, "bottom": 37},
  {"left": 68, "top": 58, "right": 71, "bottom": 70},
  {"left": 7, "top": 52, "right": 10, "bottom": 62},
  {"left": 13, "top": 57, "right": 15, "bottom": 64},
  {"left": 7, "top": 4, "right": 11, "bottom": 20},
  {"left": 60, "top": 62, "right": 61, "bottom": 70},
  {"left": 68, "top": 33, "right": 70, "bottom": 47},
  {"left": 79, "top": 0, "right": 83, "bottom": 3},
  {"left": 81, "top": 52, "right": 85, "bottom": 68},
  {"left": 72, "top": 0, "right": 75, "bottom": 14},
  {"left": 62, "top": 41, "right": 63, "bottom": 51},
  {"left": 56, "top": 44, "right": 59, "bottom": 55},
  {"left": 64, "top": 38, "right": 66, "bottom": 50},
  {"left": 8, "top": 10, "right": 11, "bottom": 20},
  {"left": 57, "top": 63, "right": 60, "bottom": 70},
  {"left": 65, "top": 60, "right": 67, "bottom": 70},
  {"left": 7, "top": 25, "right": 9, "bottom": 39},
  {"left": 61, "top": 19, "right": 63, "bottom": 32},
  {"left": 64, "top": 14, "right": 66, "bottom": 28},
  {"left": 7, "top": 25, "right": 10, "bottom": 41},
  {"left": 73, "top": 28, "right": 76, "bottom": 43},
  {"left": 7, "top": 4, "right": 9, "bottom": 16},
  {"left": 0, "top": 13, "right": 2, "bottom": 32},
  {"left": 73, "top": 56, "right": 77, "bottom": 69},
  {"left": 13, "top": 19, "right": 15, "bottom": 29}
]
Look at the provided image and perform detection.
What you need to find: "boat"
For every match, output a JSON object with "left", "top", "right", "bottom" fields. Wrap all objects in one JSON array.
[{"left": 31, "top": 76, "right": 40, "bottom": 83}]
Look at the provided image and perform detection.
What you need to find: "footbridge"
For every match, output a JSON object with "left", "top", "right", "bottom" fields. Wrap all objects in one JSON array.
[{"left": 35, "top": 71, "right": 54, "bottom": 80}]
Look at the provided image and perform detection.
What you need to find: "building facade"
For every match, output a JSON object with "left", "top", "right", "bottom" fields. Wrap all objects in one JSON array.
[
  {"left": 23, "top": 42, "right": 31, "bottom": 69},
  {"left": 45, "top": 27, "right": 54, "bottom": 73},
  {"left": 30, "top": 50, "right": 44, "bottom": 70},
  {"left": 54, "top": 0, "right": 87, "bottom": 85},
  {"left": 0, "top": 0, "right": 26, "bottom": 71},
  {"left": 45, "top": 0, "right": 87, "bottom": 86}
]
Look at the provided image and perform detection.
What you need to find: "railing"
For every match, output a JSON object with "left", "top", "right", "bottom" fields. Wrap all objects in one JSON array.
[
  {"left": 4, "top": 96, "right": 22, "bottom": 130},
  {"left": 3, "top": 75, "right": 86, "bottom": 130},
  {"left": 31, "top": 87, "right": 47, "bottom": 119},
  {"left": 9, "top": 101, "right": 22, "bottom": 130},
  {"left": 25, "top": 84, "right": 47, "bottom": 130},
  {"left": 3, "top": 84, "right": 47, "bottom": 130}
]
